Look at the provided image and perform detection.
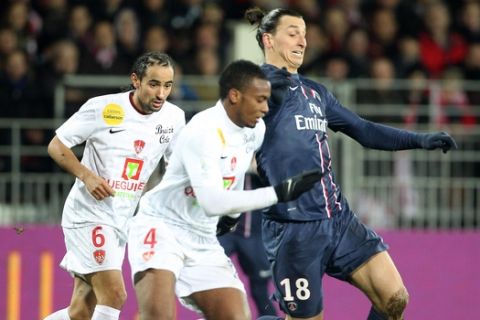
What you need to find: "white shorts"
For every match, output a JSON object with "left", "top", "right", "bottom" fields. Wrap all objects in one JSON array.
[
  {"left": 60, "top": 224, "right": 126, "bottom": 276},
  {"left": 127, "top": 214, "right": 245, "bottom": 311}
]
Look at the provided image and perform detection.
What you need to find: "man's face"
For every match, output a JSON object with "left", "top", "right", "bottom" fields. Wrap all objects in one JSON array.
[
  {"left": 266, "top": 15, "right": 307, "bottom": 73},
  {"left": 235, "top": 78, "right": 271, "bottom": 128},
  {"left": 132, "top": 65, "right": 174, "bottom": 114}
]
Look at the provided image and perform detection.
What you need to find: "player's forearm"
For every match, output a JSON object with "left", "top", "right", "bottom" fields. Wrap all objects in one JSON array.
[
  {"left": 349, "top": 120, "right": 421, "bottom": 151},
  {"left": 195, "top": 186, "right": 277, "bottom": 216},
  {"left": 47, "top": 136, "right": 91, "bottom": 181}
]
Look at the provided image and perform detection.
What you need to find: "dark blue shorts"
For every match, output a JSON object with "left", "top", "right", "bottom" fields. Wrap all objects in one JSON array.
[{"left": 262, "top": 208, "right": 388, "bottom": 318}]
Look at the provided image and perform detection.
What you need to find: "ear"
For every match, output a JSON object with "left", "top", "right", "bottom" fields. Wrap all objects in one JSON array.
[
  {"left": 262, "top": 33, "right": 273, "bottom": 49},
  {"left": 228, "top": 88, "right": 240, "bottom": 104},
  {"left": 130, "top": 73, "right": 140, "bottom": 89}
]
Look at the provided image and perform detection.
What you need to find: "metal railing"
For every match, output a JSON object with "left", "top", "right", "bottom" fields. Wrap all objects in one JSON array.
[{"left": 0, "top": 75, "right": 478, "bottom": 229}]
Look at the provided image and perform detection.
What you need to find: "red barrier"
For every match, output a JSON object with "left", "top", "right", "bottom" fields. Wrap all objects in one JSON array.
[{"left": 0, "top": 226, "right": 478, "bottom": 319}]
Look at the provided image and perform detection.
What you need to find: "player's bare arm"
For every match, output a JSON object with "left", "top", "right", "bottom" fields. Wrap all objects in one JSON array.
[{"left": 48, "top": 135, "right": 115, "bottom": 200}]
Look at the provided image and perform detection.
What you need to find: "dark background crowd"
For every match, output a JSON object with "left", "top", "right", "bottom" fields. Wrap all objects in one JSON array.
[{"left": 0, "top": 0, "right": 479, "bottom": 173}]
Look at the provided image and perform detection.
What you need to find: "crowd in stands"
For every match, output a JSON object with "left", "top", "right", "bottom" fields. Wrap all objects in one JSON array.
[{"left": 0, "top": 0, "right": 479, "bottom": 172}]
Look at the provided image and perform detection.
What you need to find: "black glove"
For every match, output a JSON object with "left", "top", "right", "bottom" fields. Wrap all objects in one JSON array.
[
  {"left": 419, "top": 132, "right": 457, "bottom": 153},
  {"left": 274, "top": 169, "right": 323, "bottom": 202},
  {"left": 269, "top": 67, "right": 291, "bottom": 106},
  {"left": 216, "top": 215, "right": 241, "bottom": 236}
]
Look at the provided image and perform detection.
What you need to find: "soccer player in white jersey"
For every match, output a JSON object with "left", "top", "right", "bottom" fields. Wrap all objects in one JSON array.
[
  {"left": 44, "top": 52, "right": 185, "bottom": 320},
  {"left": 128, "top": 60, "right": 323, "bottom": 320}
]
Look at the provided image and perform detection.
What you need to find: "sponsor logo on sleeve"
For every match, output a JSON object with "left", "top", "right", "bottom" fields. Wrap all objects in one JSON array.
[{"left": 103, "top": 104, "right": 125, "bottom": 125}]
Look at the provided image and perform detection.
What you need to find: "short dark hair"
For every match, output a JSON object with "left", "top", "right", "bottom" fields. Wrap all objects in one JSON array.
[
  {"left": 244, "top": 7, "right": 302, "bottom": 52},
  {"left": 131, "top": 51, "right": 174, "bottom": 80},
  {"left": 218, "top": 60, "right": 267, "bottom": 99}
]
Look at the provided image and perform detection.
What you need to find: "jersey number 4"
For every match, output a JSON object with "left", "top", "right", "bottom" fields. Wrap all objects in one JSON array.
[{"left": 144, "top": 228, "right": 158, "bottom": 248}]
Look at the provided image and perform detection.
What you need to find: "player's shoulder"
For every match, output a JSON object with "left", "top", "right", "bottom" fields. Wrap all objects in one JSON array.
[
  {"left": 299, "top": 75, "right": 327, "bottom": 92},
  {"left": 161, "top": 100, "right": 186, "bottom": 118}
]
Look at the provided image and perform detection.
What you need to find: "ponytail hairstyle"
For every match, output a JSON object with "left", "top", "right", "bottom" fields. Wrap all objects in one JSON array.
[{"left": 244, "top": 7, "right": 302, "bottom": 52}]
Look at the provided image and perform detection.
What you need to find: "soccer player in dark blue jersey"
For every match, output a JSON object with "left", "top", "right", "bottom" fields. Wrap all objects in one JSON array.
[{"left": 245, "top": 7, "right": 457, "bottom": 320}]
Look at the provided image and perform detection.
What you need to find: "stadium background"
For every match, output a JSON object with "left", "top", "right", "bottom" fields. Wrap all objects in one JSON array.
[{"left": 0, "top": 0, "right": 479, "bottom": 319}]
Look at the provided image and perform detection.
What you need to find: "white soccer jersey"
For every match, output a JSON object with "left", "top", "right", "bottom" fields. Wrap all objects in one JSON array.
[
  {"left": 138, "top": 100, "right": 266, "bottom": 236},
  {"left": 56, "top": 91, "right": 185, "bottom": 234}
]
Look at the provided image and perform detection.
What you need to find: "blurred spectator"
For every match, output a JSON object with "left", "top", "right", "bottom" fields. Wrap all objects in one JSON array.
[
  {"left": 169, "top": 64, "right": 198, "bottom": 102},
  {"left": 0, "top": 27, "right": 19, "bottom": 70},
  {"left": 322, "top": 6, "right": 349, "bottom": 54},
  {"left": 432, "top": 67, "right": 476, "bottom": 130},
  {"left": 464, "top": 43, "right": 480, "bottom": 105},
  {"left": 3, "top": 1, "right": 42, "bottom": 58},
  {"left": 457, "top": 1, "right": 480, "bottom": 43},
  {"left": 362, "top": 0, "right": 422, "bottom": 37},
  {"left": 403, "top": 67, "right": 430, "bottom": 125},
  {"left": 0, "top": 49, "right": 46, "bottom": 118},
  {"left": 114, "top": 7, "right": 141, "bottom": 66},
  {"left": 344, "top": 27, "right": 370, "bottom": 78},
  {"left": 300, "top": 22, "right": 329, "bottom": 75},
  {"left": 38, "top": 39, "right": 86, "bottom": 117},
  {"left": 324, "top": 54, "right": 351, "bottom": 82},
  {"left": 143, "top": 25, "right": 171, "bottom": 53},
  {"left": 289, "top": 0, "right": 322, "bottom": 22},
  {"left": 0, "top": 49, "right": 52, "bottom": 172},
  {"left": 35, "top": 0, "right": 69, "bottom": 51},
  {"left": 367, "top": 7, "right": 399, "bottom": 60},
  {"left": 67, "top": 4, "right": 95, "bottom": 55},
  {"left": 419, "top": 1, "right": 468, "bottom": 78},
  {"left": 135, "top": 0, "right": 170, "bottom": 30},
  {"left": 78, "top": 20, "right": 130, "bottom": 75},
  {"left": 192, "top": 47, "right": 220, "bottom": 77},
  {"left": 91, "top": 0, "right": 129, "bottom": 21},
  {"left": 337, "top": 0, "right": 365, "bottom": 27},
  {"left": 395, "top": 36, "right": 423, "bottom": 78},
  {"left": 357, "top": 57, "right": 404, "bottom": 123}
]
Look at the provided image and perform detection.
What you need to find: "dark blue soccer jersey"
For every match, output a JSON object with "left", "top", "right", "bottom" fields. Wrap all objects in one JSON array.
[{"left": 257, "top": 64, "right": 423, "bottom": 221}]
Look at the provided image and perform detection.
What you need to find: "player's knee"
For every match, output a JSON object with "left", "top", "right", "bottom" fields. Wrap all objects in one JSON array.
[{"left": 382, "top": 287, "right": 409, "bottom": 319}]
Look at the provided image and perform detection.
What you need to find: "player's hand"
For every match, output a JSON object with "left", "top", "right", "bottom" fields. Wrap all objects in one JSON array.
[
  {"left": 274, "top": 169, "right": 323, "bottom": 202},
  {"left": 216, "top": 215, "right": 241, "bottom": 236},
  {"left": 419, "top": 132, "right": 457, "bottom": 153},
  {"left": 84, "top": 173, "right": 115, "bottom": 200},
  {"left": 269, "top": 67, "right": 291, "bottom": 106}
]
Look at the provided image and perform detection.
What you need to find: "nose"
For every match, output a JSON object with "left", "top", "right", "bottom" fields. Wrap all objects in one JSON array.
[
  {"left": 262, "top": 100, "right": 269, "bottom": 114},
  {"left": 157, "top": 86, "right": 168, "bottom": 99},
  {"left": 299, "top": 35, "right": 307, "bottom": 48}
]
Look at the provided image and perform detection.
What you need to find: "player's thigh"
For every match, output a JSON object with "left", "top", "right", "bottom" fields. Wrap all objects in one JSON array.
[
  {"left": 286, "top": 311, "right": 324, "bottom": 320},
  {"left": 61, "top": 225, "right": 126, "bottom": 275},
  {"left": 263, "top": 219, "right": 331, "bottom": 318},
  {"left": 134, "top": 269, "right": 177, "bottom": 319},
  {"left": 349, "top": 251, "right": 406, "bottom": 309},
  {"left": 190, "top": 287, "right": 251, "bottom": 320},
  {"left": 87, "top": 269, "right": 126, "bottom": 304}
]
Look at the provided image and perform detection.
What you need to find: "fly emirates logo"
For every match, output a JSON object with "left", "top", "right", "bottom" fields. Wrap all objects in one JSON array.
[{"left": 295, "top": 103, "right": 327, "bottom": 133}]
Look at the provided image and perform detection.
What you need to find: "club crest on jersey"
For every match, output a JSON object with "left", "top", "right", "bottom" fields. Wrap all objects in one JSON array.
[
  {"left": 93, "top": 249, "right": 105, "bottom": 264},
  {"left": 287, "top": 302, "right": 298, "bottom": 311},
  {"left": 230, "top": 157, "right": 237, "bottom": 171},
  {"left": 142, "top": 250, "right": 155, "bottom": 261},
  {"left": 134, "top": 140, "right": 145, "bottom": 154}
]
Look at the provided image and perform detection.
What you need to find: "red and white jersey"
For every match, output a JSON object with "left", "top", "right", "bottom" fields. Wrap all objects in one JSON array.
[
  {"left": 56, "top": 91, "right": 185, "bottom": 235},
  {"left": 138, "top": 100, "right": 265, "bottom": 236}
]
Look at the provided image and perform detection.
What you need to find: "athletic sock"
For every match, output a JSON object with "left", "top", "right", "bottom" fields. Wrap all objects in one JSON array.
[
  {"left": 367, "top": 306, "right": 387, "bottom": 320},
  {"left": 43, "top": 307, "right": 71, "bottom": 320},
  {"left": 91, "top": 305, "right": 121, "bottom": 320}
]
